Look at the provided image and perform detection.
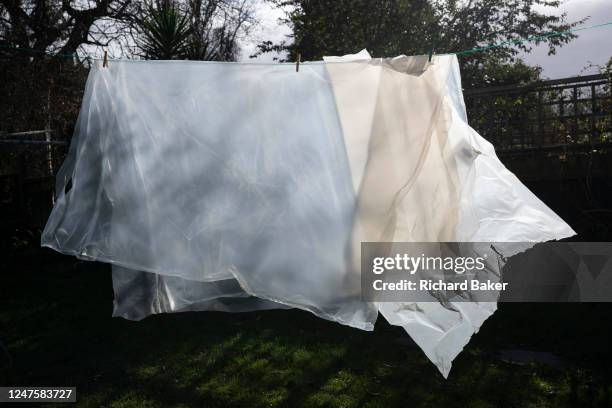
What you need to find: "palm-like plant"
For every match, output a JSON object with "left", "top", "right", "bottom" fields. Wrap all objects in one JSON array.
[{"left": 136, "top": 0, "right": 192, "bottom": 60}]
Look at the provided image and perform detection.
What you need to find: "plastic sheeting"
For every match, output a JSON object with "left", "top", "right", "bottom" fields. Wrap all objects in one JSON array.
[{"left": 42, "top": 51, "right": 575, "bottom": 377}]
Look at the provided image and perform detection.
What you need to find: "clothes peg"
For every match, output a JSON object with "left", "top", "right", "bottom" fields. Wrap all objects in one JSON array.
[
  {"left": 103, "top": 50, "right": 108, "bottom": 68},
  {"left": 296, "top": 53, "right": 301, "bottom": 72}
]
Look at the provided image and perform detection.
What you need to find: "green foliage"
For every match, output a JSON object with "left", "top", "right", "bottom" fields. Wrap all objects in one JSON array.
[
  {"left": 258, "top": 0, "right": 583, "bottom": 88},
  {"left": 136, "top": 0, "right": 193, "bottom": 60},
  {"left": 256, "top": 0, "right": 435, "bottom": 61},
  {"left": 476, "top": 58, "right": 543, "bottom": 87},
  {"left": 133, "top": 0, "right": 253, "bottom": 61}
]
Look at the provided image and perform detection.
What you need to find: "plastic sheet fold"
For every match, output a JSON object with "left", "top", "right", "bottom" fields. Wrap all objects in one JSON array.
[{"left": 42, "top": 51, "right": 575, "bottom": 377}]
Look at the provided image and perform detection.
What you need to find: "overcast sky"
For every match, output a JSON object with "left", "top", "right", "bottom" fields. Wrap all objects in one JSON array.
[
  {"left": 239, "top": 1, "right": 290, "bottom": 62},
  {"left": 522, "top": 0, "right": 612, "bottom": 78},
  {"left": 241, "top": 0, "right": 612, "bottom": 79}
]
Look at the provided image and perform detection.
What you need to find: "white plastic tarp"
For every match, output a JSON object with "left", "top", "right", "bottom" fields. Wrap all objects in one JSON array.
[{"left": 42, "top": 51, "right": 574, "bottom": 377}]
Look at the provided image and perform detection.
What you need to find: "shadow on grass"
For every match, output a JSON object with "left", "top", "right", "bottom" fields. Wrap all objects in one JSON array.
[{"left": 1, "top": 248, "right": 611, "bottom": 407}]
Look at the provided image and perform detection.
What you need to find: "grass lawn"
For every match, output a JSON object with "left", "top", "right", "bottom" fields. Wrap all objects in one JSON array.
[{"left": 1, "top": 248, "right": 611, "bottom": 407}]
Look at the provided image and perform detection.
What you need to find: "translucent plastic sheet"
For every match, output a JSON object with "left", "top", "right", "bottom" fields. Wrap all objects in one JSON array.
[
  {"left": 324, "top": 51, "right": 575, "bottom": 376},
  {"left": 42, "top": 51, "right": 575, "bottom": 377},
  {"left": 111, "top": 266, "right": 288, "bottom": 321},
  {"left": 43, "top": 58, "right": 376, "bottom": 330}
]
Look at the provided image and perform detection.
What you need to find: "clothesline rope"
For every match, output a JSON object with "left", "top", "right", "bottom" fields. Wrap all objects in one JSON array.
[
  {"left": 1, "top": 20, "right": 612, "bottom": 62},
  {"left": 451, "top": 21, "right": 612, "bottom": 56}
]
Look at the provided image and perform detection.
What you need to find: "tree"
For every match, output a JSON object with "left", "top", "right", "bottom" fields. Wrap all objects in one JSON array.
[
  {"left": 0, "top": 0, "right": 134, "bottom": 59},
  {"left": 0, "top": 0, "right": 255, "bottom": 61},
  {"left": 185, "top": 0, "right": 254, "bottom": 61},
  {"left": 256, "top": 0, "right": 582, "bottom": 88},
  {"left": 0, "top": 1, "right": 136, "bottom": 181},
  {"left": 132, "top": 0, "right": 255, "bottom": 61},
  {"left": 260, "top": 0, "right": 436, "bottom": 61},
  {"left": 135, "top": 0, "right": 192, "bottom": 59}
]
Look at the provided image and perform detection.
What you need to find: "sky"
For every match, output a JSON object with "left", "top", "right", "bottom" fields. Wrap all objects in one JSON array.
[
  {"left": 241, "top": 0, "right": 612, "bottom": 79},
  {"left": 239, "top": 1, "right": 291, "bottom": 62},
  {"left": 521, "top": 0, "right": 612, "bottom": 78}
]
